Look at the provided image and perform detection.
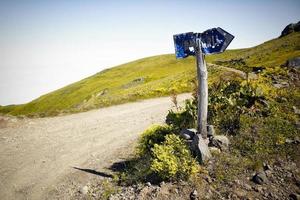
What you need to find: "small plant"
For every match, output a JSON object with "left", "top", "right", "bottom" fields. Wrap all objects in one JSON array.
[
  {"left": 137, "top": 124, "right": 173, "bottom": 155},
  {"left": 150, "top": 134, "right": 199, "bottom": 180},
  {"left": 170, "top": 91, "right": 179, "bottom": 110},
  {"left": 100, "top": 179, "right": 118, "bottom": 199},
  {"left": 166, "top": 99, "right": 197, "bottom": 131}
]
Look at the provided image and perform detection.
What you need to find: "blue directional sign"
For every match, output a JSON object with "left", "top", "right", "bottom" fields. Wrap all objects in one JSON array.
[
  {"left": 173, "top": 32, "right": 195, "bottom": 59},
  {"left": 173, "top": 27, "right": 234, "bottom": 58},
  {"left": 200, "top": 27, "right": 234, "bottom": 55}
]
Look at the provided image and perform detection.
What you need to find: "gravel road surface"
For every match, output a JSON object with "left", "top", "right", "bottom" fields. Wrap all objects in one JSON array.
[{"left": 0, "top": 94, "right": 190, "bottom": 200}]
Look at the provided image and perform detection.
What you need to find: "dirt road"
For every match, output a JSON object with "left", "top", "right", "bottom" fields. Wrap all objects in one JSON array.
[{"left": 0, "top": 94, "right": 190, "bottom": 200}]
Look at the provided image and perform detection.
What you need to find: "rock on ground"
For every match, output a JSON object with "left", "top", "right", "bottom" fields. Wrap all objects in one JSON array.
[
  {"left": 209, "top": 135, "right": 230, "bottom": 151},
  {"left": 180, "top": 128, "right": 196, "bottom": 140},
  {"left": 191, "top": 134, "right": 211, "bottom": 163}
]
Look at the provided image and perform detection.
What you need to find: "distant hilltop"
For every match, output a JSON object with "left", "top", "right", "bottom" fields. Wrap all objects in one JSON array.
[{"left": 280, "top": 21, "right": 300, "bottom": 37}]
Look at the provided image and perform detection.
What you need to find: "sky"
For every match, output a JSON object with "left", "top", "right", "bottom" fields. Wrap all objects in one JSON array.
[{"left": 0, "top": 0, "right": 300, "bottom": 105}]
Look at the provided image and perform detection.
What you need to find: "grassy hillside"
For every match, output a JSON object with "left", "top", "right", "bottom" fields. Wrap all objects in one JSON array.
[
  {"left": 206, "top": 32, "right": 300, "bottom": 70},
  {"left": 1, "top": 55, "right": 199, "bottom": 117},
  {"left": 1, "top": 32, "right": 300, "bottom": 117}
]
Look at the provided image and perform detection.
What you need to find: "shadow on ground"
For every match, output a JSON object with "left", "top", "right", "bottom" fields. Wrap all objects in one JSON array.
[
  {"left": 73, "top": 167, "right": 113, "bottom": 178},
  {"left": 109, "top": 160, "right": 131, "bottom": 172}
]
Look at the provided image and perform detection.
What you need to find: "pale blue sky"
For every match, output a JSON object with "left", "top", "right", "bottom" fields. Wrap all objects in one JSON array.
[{"left": 0, "top": 0, "right": 299, "bottom": 105}]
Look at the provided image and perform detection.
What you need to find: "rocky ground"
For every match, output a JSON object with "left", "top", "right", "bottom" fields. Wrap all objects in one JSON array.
[
  {"left": 70, "top": 152, "right": 299, "bottom": 200},
  {"left": 67, "top": 123, "right": 300, "bottom": 200}
]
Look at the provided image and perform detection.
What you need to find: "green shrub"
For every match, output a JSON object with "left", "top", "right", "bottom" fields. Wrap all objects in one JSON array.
[
  {"left": 166, "top": 79, "right": 269, "bottom": 135},
  {"left": 137, "top": 124, "right": 173, "bottom": 155},
  {"left": 218, "top": 109, "right": 241, "bottom": 135},
  {"left": 150, "top": 134, "right": 199, "bottom": 180},
  {"left": 208, "top": 80, "right": 270, "bottom": 135},
  {"left": 166, "top": 99, "right": 197, "bottom": 131},
  {"left": 120, "top": 127, "right": 198, "bottom": 184}
]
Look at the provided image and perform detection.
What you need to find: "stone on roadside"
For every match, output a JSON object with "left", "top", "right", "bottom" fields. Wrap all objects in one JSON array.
[
  {"left": 191, "top": 134, "right": 211, "bottom": 163},
  {"left": 79, "top": 185, "right": 89, "bottom": 195},
  {"left": 253, "top": 171, "right": 268, "bottom": 185},
  {"left": 210, "top": 135, "right": 230, "bottom": 151},
  {"left": 180, "top": 129, "right": 196, "bottom": 140}
]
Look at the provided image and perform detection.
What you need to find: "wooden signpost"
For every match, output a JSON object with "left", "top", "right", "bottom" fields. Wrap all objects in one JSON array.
[
  {"left": 195, "top": 38, "right": 208, "bottom": 138},
  {"left": 173, "top": 27, "right": 234, "bottom": 138}
]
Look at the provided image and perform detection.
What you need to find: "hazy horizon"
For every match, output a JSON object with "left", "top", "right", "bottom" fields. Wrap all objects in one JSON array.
[{"left": 1, "top": 0, "right": 300, "bottom": 105}]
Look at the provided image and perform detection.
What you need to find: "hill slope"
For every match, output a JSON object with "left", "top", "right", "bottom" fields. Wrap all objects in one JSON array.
[{"left": 1, "top": 32, "right": 300, "bottom": 117}]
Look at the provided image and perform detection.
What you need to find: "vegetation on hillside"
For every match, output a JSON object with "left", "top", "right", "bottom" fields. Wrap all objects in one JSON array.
[
  {"left": 104, "top": 32, "right": 300, "bottom": 200},
  {"left": 206, "top": 32, "right": 300, "bottom": 71},
  {"left": 113, "top": 57, "right": 299, "bottom": 198},
  {"left": 1, "top": 32, "right": 299, "bottom": 117}
]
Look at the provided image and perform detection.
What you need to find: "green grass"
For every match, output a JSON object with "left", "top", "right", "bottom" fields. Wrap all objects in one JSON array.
[
  {"left": 206, "top": 32, "right": 300, "bottom": 70},
  {"left": 1, "top": 33, "right": 300, "bottom": 117}
]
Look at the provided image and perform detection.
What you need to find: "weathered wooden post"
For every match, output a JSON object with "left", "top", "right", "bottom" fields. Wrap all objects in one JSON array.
[
  {"left": 173, "top": 27, "right": 234, "bottom": 141},
  {"left": 195, "top": 38, "right": 208, "bottom": 138}
]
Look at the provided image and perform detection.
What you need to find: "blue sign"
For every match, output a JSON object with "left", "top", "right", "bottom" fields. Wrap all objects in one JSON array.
[
  {"left": 173, "top": 27, "right": 234, "bottom": 58},
  {"left": 173, "top": 32, "right": 195, "bottom": 59},
  {"left": 200, "top": 27, "right": 234, "bottom": 55}
]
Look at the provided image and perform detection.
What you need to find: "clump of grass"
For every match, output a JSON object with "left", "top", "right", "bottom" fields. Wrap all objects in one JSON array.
[
  {"left": 233, "top": 114, "right": 299, "bottom": 161},
  {"left": 211, "top": 152, "right": 252, "bottom": 183},
  {"left": 100, "top": 180, "right": 119, "bottom": 200}
]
